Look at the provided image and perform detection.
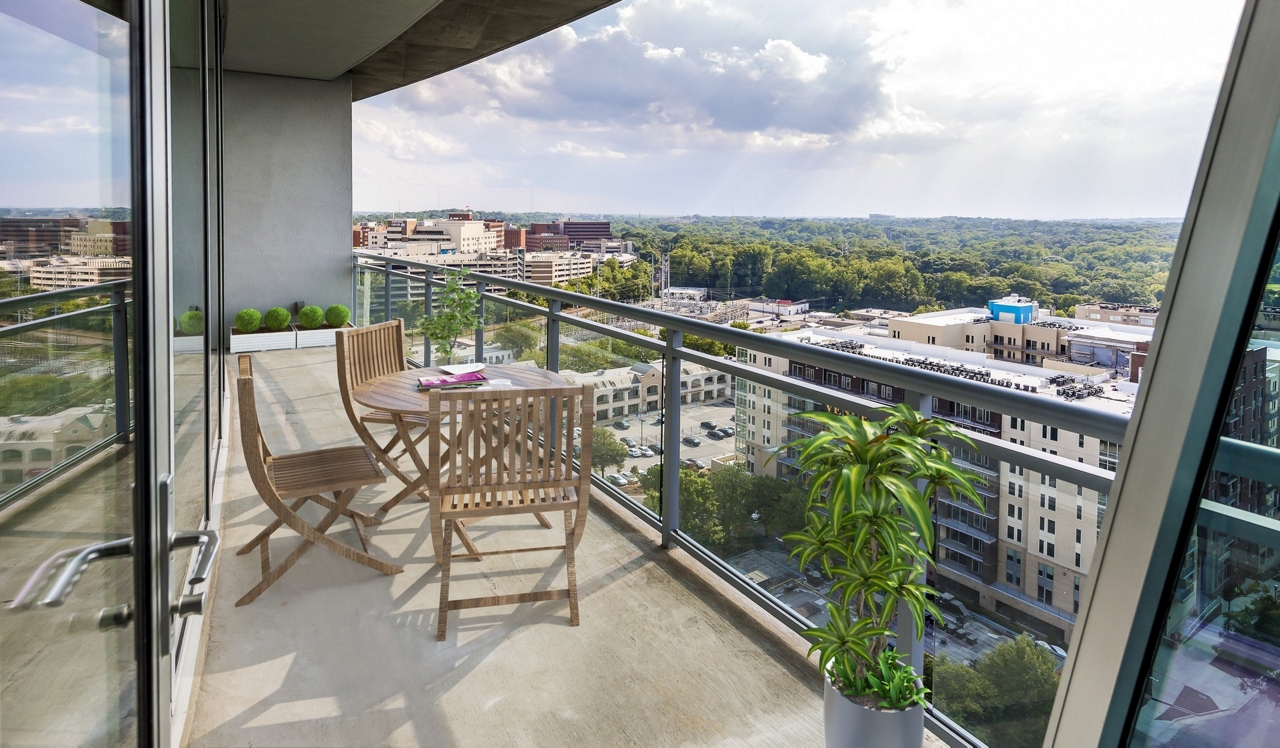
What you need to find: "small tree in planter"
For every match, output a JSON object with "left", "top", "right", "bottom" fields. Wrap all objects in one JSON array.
[
  {"left": 230, "top": 307, "right": 296, "bottom": 352},
  {"left": 780, "top": 403, "right": 982, "bottom": 748},
  {"left": 294, "top": 304, "right": 353, "bottom": 348},
  {"left": 420, "top": 272, "right": 479, "bottom": 365},
  {"left": 173, "top": 309, "right": 204, "bottom": 353}
]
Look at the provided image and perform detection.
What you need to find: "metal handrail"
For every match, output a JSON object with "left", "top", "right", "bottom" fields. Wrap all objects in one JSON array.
[
  {"left": 0, "top": 279, "right": 130, "bottom": 316},
  {"left": 355, "top": 251, "right": 1129, "bottom": 443}
]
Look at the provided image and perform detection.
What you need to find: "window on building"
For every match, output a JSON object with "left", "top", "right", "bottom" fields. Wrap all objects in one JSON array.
[
  {"left": 880, "top": 384, "right": 892, "bottom": 400},
  {"left": 1099, "top": 440, "right": 1120, "bottom": 471},
  {"left": 646, "top": 385, "right": 658, "bottom": 396},
  {"left": 1, "top": 469, "right": 21, "bottom": 485},
  {"left": 1007, "top": 549, "right": 1023, "bottom": 586},
  {"left": 1008, "top": 503, "right": 1016, "bottom": 517},
  {"left": 1076, "top": 528, "right": 1083, "bottom": 543},
  {"left": 1037, "top": 562, "right": 1055, "bottom": 604},
  {"left": 1007, "top": 525, "right": 1016, "bottom": 540},
  {"left": 1077, "top": 504, "right": 1083, "bottom": 520},
  {"left": 30, "top": 448, "right": 51, "bottom": 462},
  {"left": 1075, "top": 552, "right": 1082, "bottom": 568},
  {"left": 1, "top": 449, "right": 21, "bottom": 463},
  {"left": 1079, "top": 434, "right": 1085, "bottom": 448}
]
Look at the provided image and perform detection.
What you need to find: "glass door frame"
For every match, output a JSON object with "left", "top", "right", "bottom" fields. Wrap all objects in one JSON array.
[{"left": 1049, "top": 0, "right": 1280, "bottom": 743}]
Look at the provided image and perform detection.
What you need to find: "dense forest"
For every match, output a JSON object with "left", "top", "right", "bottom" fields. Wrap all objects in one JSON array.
[{"left": 358, "top": 212, "right": 1181, "bottom": 313}]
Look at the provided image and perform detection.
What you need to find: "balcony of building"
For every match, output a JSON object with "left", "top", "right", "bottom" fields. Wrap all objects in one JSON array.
[{"left": 181, "top": 347, "right": 828, "bottom": 747}]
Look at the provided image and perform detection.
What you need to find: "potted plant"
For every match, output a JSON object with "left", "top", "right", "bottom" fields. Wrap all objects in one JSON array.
[
  {"left": 780, "top": 403, "right": 982, "bottom": 748},
  {"left": 420, "top": 272, "right": 480, "bottom": 365},
  {"left": 173, "top": 308, "right": 204, "bottom": 354},
  {"left": 229, "top": 306, "right": 297, "bottom": 352},
  {"left": 294, "top": 303, "right": 354, "bottom": 348}
]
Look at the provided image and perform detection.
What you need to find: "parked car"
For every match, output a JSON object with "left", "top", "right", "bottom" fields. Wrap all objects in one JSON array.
[
  {"left": 606, "top": 474, "right": 629, "bottom": 487},
  {"left": 682, "top": 435, "right": 702, "bottom": 447},
  {"left": 627, "top": 447, "right": 643, "bottom": 458},
  {"left": 621, "top": 437, "right": 637, "bottom": 448},
  {"left": 699, "top": 420, "right": 717, "bottom": 430},
  {"left": 638, "top": 446, "right": 654, "bottom": 458},
  {"left": 613, "top": 420, "right": 630, "bottom": 430},
  {"left": 720, "top": 426, "right": 735, "bottom": 436},
  {"left": 705, "top": 430, "right": 724, "bottom": 441},
  {"left": 693, "top": 459, "right": 709, "bottom": 470},
  {"left": 654, "top": 414, "right": 664, "bottom": 424},
  {"left": 573, "top": 427, "right": 582, "bottom": 438},
  {"left": 648, "top": 444, "right": 664, "bottom": 455}
]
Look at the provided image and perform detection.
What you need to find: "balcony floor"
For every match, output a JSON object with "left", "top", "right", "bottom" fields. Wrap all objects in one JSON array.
[{"left": 186, "top": 347, "right": 824, "bottom": 747}]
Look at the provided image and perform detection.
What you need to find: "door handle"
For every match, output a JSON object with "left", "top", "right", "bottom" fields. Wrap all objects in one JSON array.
[
  {"left": 172, "top": 529, "right": 219, "bottom": 585},
  {"left": 8, "top": 543, "right": 96, "bottom": 610},
  {"left": 40, "top": 537, "right": 134, "bottom": 607}
]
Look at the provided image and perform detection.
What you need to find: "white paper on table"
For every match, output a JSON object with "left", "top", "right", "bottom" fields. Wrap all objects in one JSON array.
[{"left": 440, "top": 363, "right": 485, "bottom": 375}]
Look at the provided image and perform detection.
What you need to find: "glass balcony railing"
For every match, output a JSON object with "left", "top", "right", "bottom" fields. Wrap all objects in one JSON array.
[
  {"left": 351, "top": 250, "right": 1130, "bottom": 746},
  {"left": 0, "top": 281, "right": 132, "bottom": 507}
]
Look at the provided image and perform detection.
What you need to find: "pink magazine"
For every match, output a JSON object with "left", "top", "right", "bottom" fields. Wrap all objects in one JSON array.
[{"left": 416, "top": 370, "right": 488, "bottom": 389}]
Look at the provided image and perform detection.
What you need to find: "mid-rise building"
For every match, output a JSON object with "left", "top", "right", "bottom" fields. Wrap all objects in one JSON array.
[
  {"left": 560, "top": 360, "right": 730, "bottom": 423},
  {"left": 525, "top": 233, "right": 571, "bottom": 253},
  {"left": 0, "top": 217, "right": 82, "bottom": 259},
  {"left": 528, "top": 219, "right": 613, "bottom": 247},
  {"left": 523, "top": 252, "right": 594, "bottom": 285},
  {"left": 68, "top": 220, "right": 130, "bottom": 257},
  {"left": 1075, "top": 302, "right": 1160, "bottom": 327},
  {"left": 29, "top": 257, "right": 133, "bottom": 290},
  {"left": 503, "top": 227, "right": 526, "bottom": 250}
]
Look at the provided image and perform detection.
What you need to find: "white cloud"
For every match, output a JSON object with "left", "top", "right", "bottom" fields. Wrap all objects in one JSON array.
[
  {"left": 353, "top": 0, "right": 1246, "bottom": 219},
  {"left": 0, "top": 115, "right": 104, "bottom": 134}
]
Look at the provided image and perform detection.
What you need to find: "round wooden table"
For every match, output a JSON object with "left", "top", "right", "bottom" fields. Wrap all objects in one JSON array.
[
  {"left": 352, "top": 364, "right": 568, "bottom": 557},
  {"left": 351, "top": 364, "right": 567, "bottom": 416}
]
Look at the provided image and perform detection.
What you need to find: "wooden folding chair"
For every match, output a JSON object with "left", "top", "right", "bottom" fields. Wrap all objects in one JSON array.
[
  {"left": 235, "top": 354, "right": 402, "bottom": 606},
  {"left": 429, "top": 384, "right": 594, "bottom": 640},
  {"left": 335, "top": 320, "right": 434, "bottom": 513}
]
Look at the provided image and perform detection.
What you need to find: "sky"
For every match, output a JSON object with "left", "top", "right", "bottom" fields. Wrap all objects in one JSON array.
[{"left": 352, "top": 0, "right": 1246, "bottom": 220}]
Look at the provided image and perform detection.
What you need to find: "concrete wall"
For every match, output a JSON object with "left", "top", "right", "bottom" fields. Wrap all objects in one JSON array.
[{"left": 222, "top": 71, "right": 351, "bottom": 338}]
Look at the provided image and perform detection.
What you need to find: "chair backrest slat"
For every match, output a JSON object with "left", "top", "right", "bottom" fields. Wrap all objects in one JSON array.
[
  {"left": 335, "top": 319, "right": 406, "bottom": 421},
  {"left": 426, "top": 385, "right": 594, "bottom": 502}
]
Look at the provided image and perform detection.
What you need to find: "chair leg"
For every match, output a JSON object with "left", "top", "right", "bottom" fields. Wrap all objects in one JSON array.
[
  {"left": 534, "top": 512, "right": 553, "bottom": 530},
  {"left": 437, "top": 519, "right": 454, "bottom": 641},
  {"left": 238, "top": 497, "right": 308, "bottom": 555},
  {"left": 564, "top": 509, "right": 580, "bottom": 627}
]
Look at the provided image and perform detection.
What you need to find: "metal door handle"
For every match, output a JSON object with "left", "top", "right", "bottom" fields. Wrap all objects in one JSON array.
[
  {"left": 40, "top": 537, "right": 134, "bottom": 607},
  {"left": 8, "top": 543, "right": 96, "bottom": 610},
  {"left": 172, "top": 529, "right": 219, "bottom": 584}
]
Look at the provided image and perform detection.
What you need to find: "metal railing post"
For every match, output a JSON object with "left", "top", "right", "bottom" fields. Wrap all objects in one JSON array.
[
  {"left": 474, "top": 280, "right": 485, "bottom": 364},
  {"left": 661, "top": 330, "right": 683, "bottom": 548},
  {"left": 351, "top": 259, "right": 358, "bottom": 321},
  {"left": 547, "top": 300, "right": 561, "bottom": 372},
  {"left": 382, "top": 259, "right": 393, "bottom": 323},
  {"left": 423, "top": 269, "right": 433, "bottom": 367},
  {"left": 896, "top": 390, "right": 932, "bottom": 681},
  {"left": 111, "top": 286, "right": 129, "bottom": 443}
]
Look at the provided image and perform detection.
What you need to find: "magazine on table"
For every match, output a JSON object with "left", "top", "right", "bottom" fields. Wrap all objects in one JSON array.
[{"left": 416, "top": 370, "right": 488, "bottom": 390}]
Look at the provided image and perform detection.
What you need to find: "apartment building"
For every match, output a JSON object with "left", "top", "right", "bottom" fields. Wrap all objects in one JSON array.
[
  {"left": 29, "top": 258, "right": 133, "bottom": 290},
  {"left": 530, "top": 219, "right": 613, "bottom": 246},
  {"left": 1075, "top": 302, "right": 1160, "bottom": 327},
  {"left": 525, "top": 233, "right": 572, "bottom": 252},
  {"left": 0, "top": 408, "right": 117, "bottom": 489},
  {"left": 0, "top": 217, "right": 81, "bottom": 259},
  {"left": 734, "top": 327, "right": 1137, "bottom": 643},
  {"left": 523, "top": 252, "right": 595, "bottom": 285},
  {"left": 559, "top": 361, "right": 728, "bottom": 423},
  {"left": 68, "top": 220, "right": 129, "bottom": 257},
  {"left": 890, "top": 295, "right": 1153, "bottom": 371}
]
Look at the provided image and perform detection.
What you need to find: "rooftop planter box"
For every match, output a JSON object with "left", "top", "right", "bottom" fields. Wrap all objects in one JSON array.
[
  {"left": 230, "top": 308, "right": 297, "bottom": 353},
  {"left": 293, "top": 305, "right": 352, "bottom": 349}
]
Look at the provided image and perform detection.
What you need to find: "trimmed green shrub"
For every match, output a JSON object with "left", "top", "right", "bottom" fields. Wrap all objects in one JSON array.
[
  {"left": 234, "top": 308, "right": 261, "bottom": 334},
  {"left": 178, "top": 310, "right": 204, "bottom": 336},
  {"left": 297, "top": 305, "right": 324, "bottom": 329},
  {"left": 325, "top": 304, "right": 351, "bottom": 328},
  {"left": 263, "top": 307, "right": 291, "bottom": 332}
]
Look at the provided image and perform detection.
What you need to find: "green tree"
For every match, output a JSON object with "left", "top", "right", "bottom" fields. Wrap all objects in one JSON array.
[
  {"left": 490, "top": 320, "right": 541, "bottom": 358},
  {"left": 591, "top": 427, "right": 628, "bottom": 477},
  {"left": 933, "top": 635, "right": 1060, "bottom": 748}
]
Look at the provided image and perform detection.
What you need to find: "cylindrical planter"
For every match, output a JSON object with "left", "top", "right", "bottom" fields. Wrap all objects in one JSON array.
[{"left": 824, "top": 675, "right": 924, "bottom": 748}]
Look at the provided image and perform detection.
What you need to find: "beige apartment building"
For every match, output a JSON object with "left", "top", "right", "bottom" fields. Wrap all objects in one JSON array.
[
  {"left": 29, "top": 258, "right": 133, "bottom": 290},
  {"left": 734, "top": 328, "right": 1133, "bottom": 644},
  {"left": 1074, "top": 302, "right": 1160, "bottom": 327},
  {"left": 523, "top": 252, "right": 594, "bottom": 285},
  {"left": 561, "top": 361, "right": 730, "bottom": 423}
]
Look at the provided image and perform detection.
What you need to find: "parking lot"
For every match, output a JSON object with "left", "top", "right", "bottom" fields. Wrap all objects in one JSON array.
[{"left": 600, "top": 400, "right": 740, "bottom": 482}]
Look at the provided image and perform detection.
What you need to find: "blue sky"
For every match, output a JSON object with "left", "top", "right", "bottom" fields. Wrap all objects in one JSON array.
[{"left": 353, "top": 0, "right": 1244, "bottom": 219}]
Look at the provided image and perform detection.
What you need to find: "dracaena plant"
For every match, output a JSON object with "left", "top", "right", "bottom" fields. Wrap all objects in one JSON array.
[
  {"left": 780, "top": 403, "right": 983, "bottom": 710},
  {"left": 420, "top": 271, "right": 480, "bottom": 363}
]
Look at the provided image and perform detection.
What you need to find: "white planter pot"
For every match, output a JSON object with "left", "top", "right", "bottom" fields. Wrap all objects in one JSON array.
[
  {"left": 172, "top": 335, "right": 204, "bottom": 354},
  {"left": 824, "top": 674, "right": 923, "bottom": 748},
  {"left": 293, "top": 322, "right": 354, "bottom": 348},
  {"left": 229, "top": 328, "right": 296, "bottom": 353}
]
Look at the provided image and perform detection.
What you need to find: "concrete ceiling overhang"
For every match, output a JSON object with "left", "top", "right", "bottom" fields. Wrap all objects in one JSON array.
[
  {"left": 347, "top": 0, "right": 621, "bottom": 100},
  {"left": 222, "top": 0, "right": 446, "bottom": 81}
]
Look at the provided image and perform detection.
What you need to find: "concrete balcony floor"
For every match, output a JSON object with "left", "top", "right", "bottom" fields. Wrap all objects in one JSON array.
[{"left": 185, "top": 347, "right": 825, "bottom": 747}]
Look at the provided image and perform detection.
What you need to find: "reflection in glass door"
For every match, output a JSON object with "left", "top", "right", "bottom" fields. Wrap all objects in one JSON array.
[
  {"left": 0, "top": 1, "right": 138, "bottom": 744},
  {"left": 1129, "top": 240, "right": 1280, "bottom": 746}
]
